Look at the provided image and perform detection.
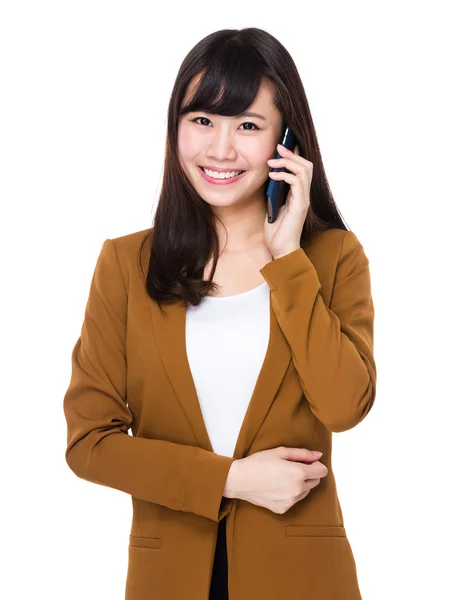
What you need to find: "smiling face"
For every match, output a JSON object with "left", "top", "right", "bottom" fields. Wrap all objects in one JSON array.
[{"left": 177, "top": 74, "right": 284, "bottom": 212}]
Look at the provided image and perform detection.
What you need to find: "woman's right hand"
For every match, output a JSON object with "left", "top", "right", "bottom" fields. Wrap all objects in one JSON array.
[{"left": 224, "top": 446, "right": 328, "bottom": 514}]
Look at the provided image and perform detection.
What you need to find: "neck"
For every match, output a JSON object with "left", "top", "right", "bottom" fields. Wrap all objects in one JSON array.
[{"left": 212, "top": 199, "right": 267, "bottom": 253}]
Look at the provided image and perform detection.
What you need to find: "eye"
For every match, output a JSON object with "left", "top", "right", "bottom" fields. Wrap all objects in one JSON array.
[
  {"left": 191, "top": 117, "right": 260, "bottom": 131},
  {"left": 239, "top": 122, "right": 260, "bottom": 131}
]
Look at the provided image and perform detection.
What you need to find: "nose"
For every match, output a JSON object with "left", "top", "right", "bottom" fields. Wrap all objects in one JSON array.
[{"left": 206, "top": 129, "right": 237, "bottom": 163}]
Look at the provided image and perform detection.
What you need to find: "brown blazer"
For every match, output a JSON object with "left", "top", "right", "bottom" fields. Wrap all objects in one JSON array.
[{"left": 63, "top": 226, "right": 376, "bottom": 600}]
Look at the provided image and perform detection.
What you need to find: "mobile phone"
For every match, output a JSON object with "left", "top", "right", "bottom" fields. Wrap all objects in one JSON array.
[{"left": 266, "top": 121, "right": 297, "bottom": 223}]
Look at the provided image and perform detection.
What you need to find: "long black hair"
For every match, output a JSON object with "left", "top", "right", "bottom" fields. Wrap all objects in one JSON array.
[{"left": 138, "top": 27, "right": 348, "bottom": 311}]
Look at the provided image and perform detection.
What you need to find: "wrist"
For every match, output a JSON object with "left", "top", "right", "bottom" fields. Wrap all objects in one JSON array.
[
  {"left": 273, "top": 246, "right": 301, "bottom": 260},
  {"left": 223, "top": 459, "right": 241, "bottom": 499}
]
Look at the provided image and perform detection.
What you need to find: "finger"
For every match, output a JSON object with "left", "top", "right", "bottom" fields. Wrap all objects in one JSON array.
[
  {"left": 268, "top": 170, "right": 296, "bottom": 184},
  {"left": 277, "top": 143, "right": 300, "bottom": 159},
  {"left": 276, "top": 144, "right": 312, "bottom": 169},
  {"left": 267, "top": 158, "right": 304, "bottom": 175},
  {"left": 269, "top": 154, "right": 307, "bottom": 172},
  {"left": 305, "top": 478, "right": 321, "bottom": 490},
  {"left": 302, "top": 462, "right": 328, "bottom": 479},
  {"left": 295, "top": 489, "right": 310, "bottom": 502},
  {"left": 312, "top": 463, "right": 329, "bottom": 478}
]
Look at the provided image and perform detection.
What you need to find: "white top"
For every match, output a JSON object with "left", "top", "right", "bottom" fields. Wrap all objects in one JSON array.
[{"left": 185, "top": 281, "right": 270, "bottom": 458}]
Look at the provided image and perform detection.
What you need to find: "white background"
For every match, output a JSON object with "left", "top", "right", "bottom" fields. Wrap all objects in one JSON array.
[{"left": 1, "top": 1, "right": 455, "bottom": 598}]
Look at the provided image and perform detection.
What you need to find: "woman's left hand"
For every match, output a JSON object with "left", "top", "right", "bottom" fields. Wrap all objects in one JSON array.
[{"left": 264, "top": 143, "right": 313, "bottom": 259}]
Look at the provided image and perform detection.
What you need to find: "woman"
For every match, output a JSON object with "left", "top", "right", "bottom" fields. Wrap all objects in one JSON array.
[{"left": 63, "top": 27, "right": 376, "bottom": 600}]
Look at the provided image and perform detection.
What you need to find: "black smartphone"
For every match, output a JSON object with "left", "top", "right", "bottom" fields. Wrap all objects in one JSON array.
[{"left": 266, "top": 121, "right": 297, "bottom": 223}]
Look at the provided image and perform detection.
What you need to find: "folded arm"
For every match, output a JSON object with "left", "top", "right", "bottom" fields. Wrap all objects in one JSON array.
[{"left": 63, "top": 239, "right": 235, "bottom": 521}]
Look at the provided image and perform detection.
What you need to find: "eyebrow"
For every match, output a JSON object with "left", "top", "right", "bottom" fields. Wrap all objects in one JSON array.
[
  {"left": 238, "top": 111, "right": 267, "bottom": 121},
  {"left": 191, "top": 110, "right": 267, "bottom": 121}
]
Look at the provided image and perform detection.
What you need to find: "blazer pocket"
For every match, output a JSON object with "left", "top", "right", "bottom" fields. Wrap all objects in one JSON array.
[
  {"left": 285, "top": 525, "right": 346, "bottom": 538},
  {"left": 129, "top": 534, "right": 162, "bottom": 549}
]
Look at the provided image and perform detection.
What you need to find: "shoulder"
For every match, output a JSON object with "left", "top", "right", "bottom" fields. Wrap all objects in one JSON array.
[
  {"left": 307, "top": 228, "right": 368, "bottom": 262},
  {"left": 110, "top": 227, "right": 153, "bottom": 252},
  {"left": 98, "top": 227, "right": 153, "bottom": 286},
  {"left": 303, "top": 228, "right": 370, "bottom": 289},
  {"left": 105, "top": 227, "right": 154, "bottom": 267}
]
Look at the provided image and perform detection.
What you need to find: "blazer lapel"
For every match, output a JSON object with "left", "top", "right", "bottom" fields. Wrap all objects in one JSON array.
[{"left": 148, "top": 294, "right": 292, "bottom": 460}]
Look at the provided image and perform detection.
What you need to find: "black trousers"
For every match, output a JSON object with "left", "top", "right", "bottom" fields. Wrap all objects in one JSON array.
[{"left": 209, "top": 516, "right": 229, "bottom": 599}]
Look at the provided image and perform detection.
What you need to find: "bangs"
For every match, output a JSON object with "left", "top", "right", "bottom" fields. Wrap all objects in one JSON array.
[{"left": 179, "top": 46, "right": 268, "bottom": 118}]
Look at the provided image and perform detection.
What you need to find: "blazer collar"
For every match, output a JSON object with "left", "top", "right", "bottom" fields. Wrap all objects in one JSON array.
[{"left": 148, "top": 293, "right": 292, "bottom": 460}]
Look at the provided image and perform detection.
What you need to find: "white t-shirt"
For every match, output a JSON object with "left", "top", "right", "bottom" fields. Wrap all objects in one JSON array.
[{"left": 185, "top": 281, "right": 270, "bottom": 458}]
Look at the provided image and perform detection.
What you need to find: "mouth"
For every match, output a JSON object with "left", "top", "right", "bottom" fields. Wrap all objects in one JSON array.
[{"left": 198, "top": 166, "right": 247, "bottom": 185}]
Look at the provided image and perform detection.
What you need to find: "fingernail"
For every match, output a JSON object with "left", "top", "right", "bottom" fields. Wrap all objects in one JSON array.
[{"left": 312, "top": 451, "right": 323, "bottom": 457}]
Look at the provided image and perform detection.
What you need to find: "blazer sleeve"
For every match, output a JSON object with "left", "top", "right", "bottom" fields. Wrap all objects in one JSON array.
[
  {"left": 259, "top": 230, "right": 376, "bottom": 433},
  {"left": 63, "top": 238, "right": 235, "bottom": 522}
]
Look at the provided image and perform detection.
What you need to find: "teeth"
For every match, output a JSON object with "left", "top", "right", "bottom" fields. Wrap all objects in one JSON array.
[{"left": 203, "top": 168, "right": 243, "bottom": 179}]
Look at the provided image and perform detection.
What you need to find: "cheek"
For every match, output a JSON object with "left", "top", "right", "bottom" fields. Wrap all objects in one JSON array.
[
  {"left": 178, "top": 126, "right": 200, "bottom": 159},
  {"left": 252, "top": 150, "right": 275, "bottom": 172},
  {"left": 242, "top": 142, "right": 277, "bottom": 170},
  {"left": 263, "top": 142, "right": 280, "bottom": 161}
]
